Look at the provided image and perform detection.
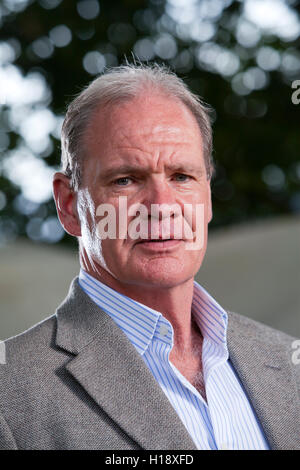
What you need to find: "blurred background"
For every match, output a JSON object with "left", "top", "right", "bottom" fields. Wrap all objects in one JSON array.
[{"left": 0, "top": 0, "right": 299, "bottom": 340}]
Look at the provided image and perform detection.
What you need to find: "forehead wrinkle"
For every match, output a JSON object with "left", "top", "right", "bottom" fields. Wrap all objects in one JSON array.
[
  {"left": 111, "top": 146, "right": 193, "bottom": 174},
  {"left": 110, "top": 126, "right": 201, "bottom": 167},
  {"left": 112, "top": 124, "right": 195, "bottom": 146},
  {"left": 86, "top": 94, "right": 202, "bottom": 155},
  {"left": 109, "top": 130, "right": 204, "bottom": 173}
]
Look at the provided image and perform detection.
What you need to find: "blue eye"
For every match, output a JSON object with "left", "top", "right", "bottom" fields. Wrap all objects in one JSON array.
[
  {"left": 175, "top": 174, "right": 189, "bottom": 182},
  {"left": 115, "top": 177, "right": 131, "bottom": 186}
]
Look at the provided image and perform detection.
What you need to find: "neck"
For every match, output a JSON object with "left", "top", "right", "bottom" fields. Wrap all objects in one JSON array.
[{"left": 80, "top": 251, "right": 198, "bottom": 354}]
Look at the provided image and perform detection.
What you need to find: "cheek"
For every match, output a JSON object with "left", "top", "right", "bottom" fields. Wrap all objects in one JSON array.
[
  {"left": 77, "top": 190, "right": 98, "bottom": 234},
  {"left": 79, "top": 215, "right": 94, "bottom": 250},
  {"left": 192, "top": 189, "right": 211, "bottom": 232},
  {"left": 100, "top": 237, "right": 129, "bottom": 267}
]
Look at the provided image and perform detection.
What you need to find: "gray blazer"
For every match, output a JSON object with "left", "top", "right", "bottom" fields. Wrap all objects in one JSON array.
[{"left": 0, "top": 277, "right": 299, "bottom": 450}]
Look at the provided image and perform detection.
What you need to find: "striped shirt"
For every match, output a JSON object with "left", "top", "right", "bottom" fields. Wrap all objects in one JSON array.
[{"left": 79, "top": 269, "right": 269, "bottom": 450}]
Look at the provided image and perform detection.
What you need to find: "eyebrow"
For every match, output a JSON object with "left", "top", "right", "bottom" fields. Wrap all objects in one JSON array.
[
  {"left": 99, "top": 165, "right": 147, "bottom": 181},
  {"left": 166, "top": 164, "right": 204, "bottom": 176}
]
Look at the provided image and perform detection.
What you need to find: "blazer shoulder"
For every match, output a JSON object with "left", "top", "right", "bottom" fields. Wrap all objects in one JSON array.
[
  {"left": 227, "top": 310, "right": 300, "bottom": 408},
  {"left": 227, "top": 310, "right": 299, "bottom": 345},
  {"left": 2, "top": 313, "right": 57, "bottom": 356},
  {"left": 0, "top": 313, "right": 69, "bottom": 385}
]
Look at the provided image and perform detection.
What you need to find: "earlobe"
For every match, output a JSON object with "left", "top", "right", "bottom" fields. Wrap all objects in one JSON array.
[
  {"left": 53, "top": 172, "right": 82, "bottom": 237},
  {"left": 207, "top": 182, "right": 213, "bottom": 223}
]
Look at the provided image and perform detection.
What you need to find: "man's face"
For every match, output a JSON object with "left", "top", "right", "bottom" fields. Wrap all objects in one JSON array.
[{"left": 77, "top": 93, "right": 212, "bottom": 290}]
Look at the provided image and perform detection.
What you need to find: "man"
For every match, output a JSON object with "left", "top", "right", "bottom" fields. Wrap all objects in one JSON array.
[{"left": 0, "top": 64, "right": 299, "bottom": 450}]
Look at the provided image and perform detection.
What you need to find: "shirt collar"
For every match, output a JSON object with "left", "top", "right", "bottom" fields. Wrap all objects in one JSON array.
[
  {"left": 192, "top": 282, "right": 228, "bottom": 346},
  {"left": 79, "top": 269, "right": 228, "bottom": 356},
  {"left": 79, "top": 269, "right": 161, "bottom": 355}
]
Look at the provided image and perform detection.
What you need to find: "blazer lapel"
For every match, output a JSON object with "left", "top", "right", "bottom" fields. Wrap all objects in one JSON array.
[
  {"left": 227, "top": 312, "right": 300, "bottom": 450},
  {"left": 56, "top": 277, "right": 196, "bottom": 450}
]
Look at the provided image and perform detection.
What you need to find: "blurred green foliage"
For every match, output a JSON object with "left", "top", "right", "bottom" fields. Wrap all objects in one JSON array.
[{"left": 0, "top": 0, "right": 299, "bottom": 247}]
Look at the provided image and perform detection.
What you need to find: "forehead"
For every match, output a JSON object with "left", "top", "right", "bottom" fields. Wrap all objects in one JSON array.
[
  {"left": 85, "top": 93, "right": 202, "bottom": 147},
  {"left": 81, "top": 93, "right": 204, "bottom": 183}
]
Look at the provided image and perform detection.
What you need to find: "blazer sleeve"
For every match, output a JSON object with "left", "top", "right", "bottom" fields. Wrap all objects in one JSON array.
[{"left": 0, "top": 410, "right": 18, "bottom": 450}]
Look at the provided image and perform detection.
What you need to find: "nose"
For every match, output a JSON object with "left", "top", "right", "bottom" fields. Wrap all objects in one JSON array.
[
  {"left": 131, "top": 175, "right": 185, "bottom": 241},
  {"left": 142, "top": 176, "right": 179, "bottom": 220},
  {"left": 143, "top": 177, "right": 176, "bottom": 211}
]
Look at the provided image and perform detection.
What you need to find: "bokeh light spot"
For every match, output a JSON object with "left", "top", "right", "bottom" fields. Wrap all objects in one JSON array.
[
  {"left": 49, "top": 25, "right": 72, "bottom": 48},
  {"left": 77, "top": 0, "right": 100, "bottom": 20},
  {"left": 256, "top": 47, "right": 281, "bottom": 71},
  {"left": 83, "top": 51, "right": 106, "bottom": 75},
  {"left": 32, "top": 37, "right": 54, "bottom": 59},
  {"left": 133, "top": 38, "right": 155, "bottom": 61},
  {"left": 154, "top": 34, "right": 178, "bottom": 60},
  {"left": 262, "top": 164, "right": 286, "bottom": 190}
]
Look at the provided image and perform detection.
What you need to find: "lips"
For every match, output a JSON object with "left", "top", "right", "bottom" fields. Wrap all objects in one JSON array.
[
  {"left": 135, "top": 235, "right": 182, "bottom": 244},
  {"left": 134, "top": 238, "right": 183, "bottom": 251},
  {"left": 136, "top": 237, "right": 177, "bottom": 243}
]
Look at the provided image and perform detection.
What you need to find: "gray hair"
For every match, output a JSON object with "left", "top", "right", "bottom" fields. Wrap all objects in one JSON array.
[{"left": 61, "top": 63, "right": 215, "bottom": 190}]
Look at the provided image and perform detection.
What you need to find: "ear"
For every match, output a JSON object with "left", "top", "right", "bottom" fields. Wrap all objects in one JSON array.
[
  {"left": 52, "top": 172, "right": 82, "bottom": 237},
  {"left": 207, "top": 181, "right": 213, "bottom": 223}
]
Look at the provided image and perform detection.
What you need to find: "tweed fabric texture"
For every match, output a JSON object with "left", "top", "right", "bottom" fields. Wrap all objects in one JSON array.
[{"left": 0, "top": 277, "right": 299, "bottom": 450}]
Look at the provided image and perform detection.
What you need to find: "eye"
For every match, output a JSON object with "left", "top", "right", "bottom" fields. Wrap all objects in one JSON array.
[
  {"left": 174, "top": 173, "right": 190, "bottom": 182},
  {"left": 114, "top": 177, "right": 132, "bottom": 186}
]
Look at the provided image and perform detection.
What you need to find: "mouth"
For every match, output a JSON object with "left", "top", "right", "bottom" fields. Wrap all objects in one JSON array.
[{"left": 134, "top": 238, "right": 183, "bottom": 251}]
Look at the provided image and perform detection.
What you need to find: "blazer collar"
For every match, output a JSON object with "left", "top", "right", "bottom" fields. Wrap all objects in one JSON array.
[
  {"left": 55, "top": 277, "right": 197, "bottom": 450},
  {"left": 227, "top": 311, "right": 300, "bottom": 450}
]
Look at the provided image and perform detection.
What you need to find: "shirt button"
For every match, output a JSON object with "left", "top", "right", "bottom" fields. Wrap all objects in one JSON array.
[{"left": 159, "top": 324, "right": 169, "bottom": 337}]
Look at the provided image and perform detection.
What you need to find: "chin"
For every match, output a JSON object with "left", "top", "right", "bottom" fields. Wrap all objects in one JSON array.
[{"left": 126, "top": 257, "right": 197, "bottom": 289}]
